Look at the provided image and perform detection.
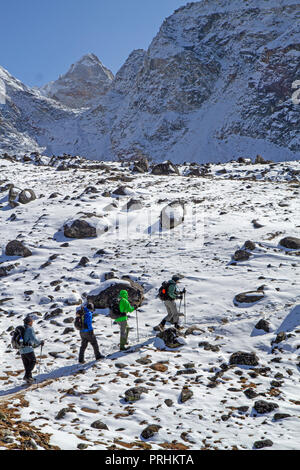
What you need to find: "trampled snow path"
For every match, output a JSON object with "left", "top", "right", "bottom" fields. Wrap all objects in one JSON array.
[{"left": 0, "top": 156, "right": 299, "bottom": 450}]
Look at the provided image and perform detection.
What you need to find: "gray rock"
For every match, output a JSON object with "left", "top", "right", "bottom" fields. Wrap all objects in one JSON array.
[
  {"left": 91, "top": 420, "right": 109, "bottom": 430},
  {"left": 5, "top": 240, "right": 32, "bottom": 258},
  {"left": 152, "top": 160, "right": 179, "bottom": 176},
  {"left": 255, "top": 319, "right": 270, "bottom": 332},
  {"left": 233, "top": 249, "right": 251, "bottom": 262},
  {"left": 88, "top": 279, "right": 144, "bottom": 310},
  {"left": 253, "top": 400, "right": 279, "bottom": 414},
  {"left": 160, "top": 200, "right": 186, "bottom": 230},
  {"left": 180, "top": 387, "right": 193, "bottom": 403},
  {"left": 124, "top": 386, "right": 148, "bottom": 402},
  {"left": 279, "top": 237, "right": 300, "bottom": 250},
  {"left": 253, "top": 439, "right": 273, "bottom": 449},
  {"left": 18, "top": 189, "right": 36, "bottom": 204},
  {"left": 234, "top": 291, "right": 264, "bottom": 305},
  {"left": 141, "top": 424, "right": 161, "bottom": 440},
  {"left": 229, "top": 351, "right": 259, "bottom": 366},
  {"left": 64, "top": 219, "right": 97, "bottom": 239}
]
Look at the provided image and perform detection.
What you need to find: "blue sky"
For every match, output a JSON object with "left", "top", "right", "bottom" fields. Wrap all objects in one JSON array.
[{"left": 0, "top": 0, "right": 187, "bottom": 87}]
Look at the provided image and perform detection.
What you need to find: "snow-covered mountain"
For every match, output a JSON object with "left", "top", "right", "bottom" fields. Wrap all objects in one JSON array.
[
  {"left": 0, "top": 0, "right": 299, "bottom": 162},
  {"left": 39, "top": 53, "right": 114, "bottom": 109}
]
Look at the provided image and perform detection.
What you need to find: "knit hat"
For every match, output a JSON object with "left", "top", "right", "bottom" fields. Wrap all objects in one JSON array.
[{"left": 172, "top": 275, "right": 181, "bottom": 282}]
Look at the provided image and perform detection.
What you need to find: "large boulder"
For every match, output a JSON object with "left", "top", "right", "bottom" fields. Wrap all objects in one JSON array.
[
  {"left": 279, "top": 237, "right": 300, "bottom": 250},
  {"left": 18, "top": 189, "right": 36, "bottom": 204},
  {"left": 5, "top": 240, "right": 32, "bottom": 258},
  {"left": 87, "top": 278, "right": 144, "bottom": 309},
  {"left": 63, "top": 215, "right": 110, "bottom": 239},
  {"left": 229, "top": 351, "right": 259, "bottom": 366},
  {"left": 151, "top": 160, "right": 180, "bottom": 176},
  {"left": 160, "top": 201, "right": 186, "bottom": 230},
  {"left": 132, "top": 157, "right": 149, "bottom": 174},
  {"left": 234, "top": 290, "right": 265, "bottom": 306}
]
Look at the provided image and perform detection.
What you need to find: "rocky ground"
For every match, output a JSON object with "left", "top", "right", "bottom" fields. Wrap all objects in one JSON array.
[{"left": 0, "top": 153, "right": 299, "bottom": 450}]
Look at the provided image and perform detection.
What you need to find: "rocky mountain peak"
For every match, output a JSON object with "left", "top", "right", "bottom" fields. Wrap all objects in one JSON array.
[{"left": 40, "top": 53, "right": 114, "bottom": 109}]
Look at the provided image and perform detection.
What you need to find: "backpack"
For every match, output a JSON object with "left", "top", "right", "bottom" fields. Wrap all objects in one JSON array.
[
  {"left": 158, "top": 281, "right": 171, "bottom": 301},
  {"left": 109, "top": 297, "right": 121, "bottom": 320},
  {"left": 11, "top": 325, "right": 27, "bottom": 350},
  {"left": 74, "top": 307, "right": 86, "bottom": 331}
]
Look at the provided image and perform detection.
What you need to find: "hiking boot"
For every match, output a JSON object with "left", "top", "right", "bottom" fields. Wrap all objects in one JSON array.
[
  {"left": 174, "top": 323, "right": 184, "bottom": 331},
  {"left": 25, "top": 378, "right": 35, "bottom": 384},
  {"left": 95, "top": 354, "right": 105, "bottom": 361}
]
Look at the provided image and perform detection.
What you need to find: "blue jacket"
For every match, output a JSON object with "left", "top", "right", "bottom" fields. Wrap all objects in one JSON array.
[
  {"left": 81, "top": 307, "right": 99, "bottom": 332},
  {"left": 20, "top": 326, "right": 42, "bottom": 355}
]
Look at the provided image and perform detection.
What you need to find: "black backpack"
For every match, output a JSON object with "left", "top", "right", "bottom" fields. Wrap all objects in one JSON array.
[
  {"left": 158, "top": 281, "right": 171, "bottom": 301},
  {"left": 11, "top": 325, "right": 27, "bottom": 350},
  {"left": 74, "top": 307, "right": 86, "bottom": 331},
  {"left": 109, "top": 298, "right": 121, "bottom": 320}
]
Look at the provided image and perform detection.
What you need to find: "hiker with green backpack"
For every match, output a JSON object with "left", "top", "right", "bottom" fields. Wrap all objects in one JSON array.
[
  {"left": 109, "top": 290, "right": 135, "bottom": 351},
  {"left": 155, "top": 275, "right": 186, "bottom": 332}
]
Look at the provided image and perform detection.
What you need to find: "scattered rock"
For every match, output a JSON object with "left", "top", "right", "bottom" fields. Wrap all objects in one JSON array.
[
  {"left": 234, "top": 290, "right": 264, "bottom": 305},
  {"left": 279, "top": 237, "right": 300, "bottom": 250},
  {"left": 253, "top": 439, "right": 273, "bottom": 449},
  {"left": 5, "top": 240, "right": 32, "bottom": 258},
  {"left": 88, "top": 279, "right": 144, "bottom": 310},
  {"left": 180, "top": 386, "right": 193, "bottom": 403},
  {"left": 91, "top": 420, "right": 109, "bottom": 430},
  {"left": 229, "top": 351, "right": 259, "bottom": 366},
  {"left": 160, "top": 201, "right": 186, "bottom": 230},
  {"left": 141, "top": 424, "right": 161, "bottom": 440},
  {"left": 255, "top": 319, "right": 270, "bottom": 332},
  {"left": 124, "top": 386, "right": 148, "bottom": 402},
  {"left": 232, "top": 249, "right": 251, "bottom": 262},
  {"left": 253, "top": 400, "right": 279, "bottom": 414},
  {"left": 151, "top": 160, "right": 179, "bottom": 176}
]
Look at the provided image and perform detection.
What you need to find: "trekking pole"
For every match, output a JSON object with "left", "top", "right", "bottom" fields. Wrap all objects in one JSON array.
[
  {"left": 136, "top": 309, "right": 140, "bottom": 342},
  {"left": 184, "top": 292, "right": 187, "bottom": 325},
  {"left": 38, "top": 344, "right": 43, "bottom": 375}
]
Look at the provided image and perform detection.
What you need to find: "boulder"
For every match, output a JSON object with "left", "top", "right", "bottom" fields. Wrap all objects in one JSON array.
[
  {"left": 279, "top": 237, "right": 300, "bottom": 250},
  {"left": 5, "top": 240, "right": 32, "bottom": 258},
  {"left": 229, "top": 351, "right": 259, "bottom": 366},
  {"left": 64, "top": 219, "right": 97, "bottom": 239},
  {"left": 18, "top": 189, "right": 36, "bottom": 204},
  {"left": 253, "top": 400, "right": 278, "bottom": 414},
  {"left": 180, "top": 386, "right": 193, "bottom": 403},
  {"left": 151, "top": 160, "right": 180, "bottom": 176},
  {"left": 157, "top": 328, "right": 182, "bottom": 349},
  {"left": 255, "top": 319, "right": 270, "bottom": 332},
  {"left": 160, "top": 201, "right": 186, "bottom": 230},
  {"left": 233, "top": 249, "right": 251, "bottom": 262},
  {"left": 133, "top": 158, "right": 149, "bottom": 174},
  {"left": 124, "top": 386, "right": 148, "bottom": 402},
  {"left": 234, "top": 290, "right": 264, "bottom": 306},
  {"left": 126, "top": 198, "right": 143, "bottom": 211},
  {"left": 141, "top": 424, "right": 161, "bottom": 440},
  {"left": 87, "top": 279, "right": 144, "bottom": 309}
]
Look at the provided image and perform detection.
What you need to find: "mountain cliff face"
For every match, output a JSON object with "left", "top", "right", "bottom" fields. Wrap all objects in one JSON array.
[
  {"left": 0, "top": 0, "right": 299, "bottom": 163},
  {"left": 39, "top": 53, "right": 114, "bottom": 109}
]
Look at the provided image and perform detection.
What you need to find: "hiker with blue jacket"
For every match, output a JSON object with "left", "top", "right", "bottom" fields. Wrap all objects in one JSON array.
[
  {"left": 20, "top": 314, "right": 44, "bottom": 384},
  {"left": 78, "top": 302, "right": 105, "bottom": 364},
  {"left": 155, "top": 275, "right": 186, "bottom": 332}
]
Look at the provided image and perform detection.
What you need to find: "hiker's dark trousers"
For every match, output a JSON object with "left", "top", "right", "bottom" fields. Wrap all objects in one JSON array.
[
  {"left": 21, "top": 352, "right": 36, "bottom": 380},
  {"left": 79, "top": 331, "right": 101, "bottom": 362}
]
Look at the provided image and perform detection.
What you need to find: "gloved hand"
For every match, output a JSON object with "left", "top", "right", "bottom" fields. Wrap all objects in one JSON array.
[
  {"left": 178, "top": 293, "right": 184, "bottom": 300},
  {"left": 182, "top": 288, "right": 186, "bottom": 294},
  {"left": 40, "top": 340, "right": 45, "bottom": 347}
]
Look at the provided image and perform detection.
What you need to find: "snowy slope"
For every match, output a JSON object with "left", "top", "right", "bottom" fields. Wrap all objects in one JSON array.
[{"left": 0, "top": 154, "right": 299, "bottom": 450}]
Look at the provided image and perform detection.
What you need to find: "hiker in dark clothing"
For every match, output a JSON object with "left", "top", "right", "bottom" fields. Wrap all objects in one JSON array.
[
  {"left": 156, "top": 275, "right": 186, "bottom": 332},
  {"left": 78, "top": 302, "right": 105, "bottom": 364},
  {"left": 20, "top": 314, "right": 44, "bottom": 384}
]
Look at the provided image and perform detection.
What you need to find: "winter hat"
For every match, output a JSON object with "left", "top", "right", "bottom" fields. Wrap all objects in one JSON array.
[
  {"left": 24, "top": 314, "right": 34, "bottom": 325},
  {"left": 172, "top": 275, "right": 181, "bottom": 282}
]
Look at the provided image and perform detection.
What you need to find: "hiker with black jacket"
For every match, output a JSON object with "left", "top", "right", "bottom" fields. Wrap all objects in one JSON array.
[
  {"left": 20, "top": 314, "right": 44, "bottom": 384},
  {"left": 77, "top": 302, "right": 105, "bottom": 364},
  {"left": 155, "top": 275, "right": 186, "bottom": 332}
]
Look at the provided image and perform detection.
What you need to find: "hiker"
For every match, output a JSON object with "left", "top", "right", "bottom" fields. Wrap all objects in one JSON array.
[
  {"left": 77, "top": 302, "right": 105, "bottom": 364},
  {"left": 109, "top": 290, "right": 135, "bottom": 351},
  {"left": 20, "top": 314, "right": 44, "bottom": 384},
  {"left": 156, "top": 275, "right": 186, "bottom": 332}
]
